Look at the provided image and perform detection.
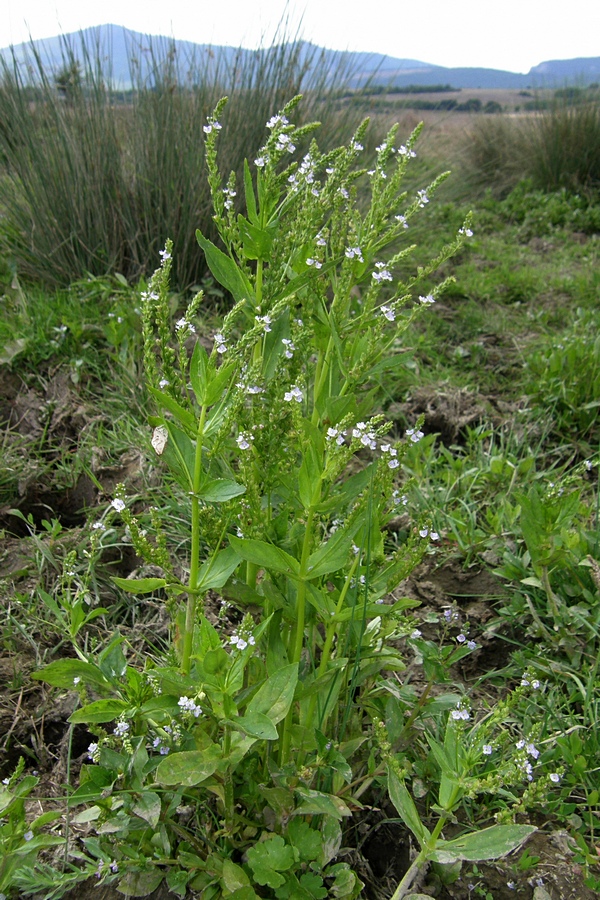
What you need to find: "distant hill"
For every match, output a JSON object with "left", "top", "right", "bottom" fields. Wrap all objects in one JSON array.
[{"left": 1, "top": 24, "right": 599, "bottom": 90}]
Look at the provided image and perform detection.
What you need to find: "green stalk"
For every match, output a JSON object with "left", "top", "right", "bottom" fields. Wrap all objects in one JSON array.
[
  {"left": 279, "top": 505, "right": 317, "bottom": 763},
  {"left": 390, "top": 814, "right": 448, "bottom": 900},
  {"left": 311, "top": 335, "right": 334, "bottom": 426},
  {"left": 181, "top": 404, "right": 207, "bottom": 676}
]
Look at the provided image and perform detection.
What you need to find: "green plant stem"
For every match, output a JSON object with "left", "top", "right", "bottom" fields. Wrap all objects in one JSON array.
[
  {"left": 181, "top": 403, "right": 207, "bottom": 675},
  {"left": 311, "top": 335, "right": 334, "bottom": 425},
  {"left": 390, "top": 815, "right": 447, "bottom": 900},
  {"left": 541, "top": 565, "right": 560, "bottom": 622},
  {"left": 223, "top": 724, "right": 234, "bottom": 832},
  {"left": 279, "top": 505, "right": 316, "bottom": 764}
]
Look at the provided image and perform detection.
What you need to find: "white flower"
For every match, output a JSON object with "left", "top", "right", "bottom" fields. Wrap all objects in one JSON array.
[
  {"left": 430, "top": 531, "right": 440, "bottom": 541},
  {"left": 549, "top": 773, "right": 561, "bottom": 783},
  {"left": 306, "top": 258, "right": 322, "bottom": 269},
  {"left": 159, "top": 248, "right": 171, "bottom": 261},
  {"left": 345, "top": 246, "right": 363, "bottom": 262},
  {"left": 380, "top": 305, "right": 395, "bottom": 322},
  {"left": 526, "top": 743, "right": 540, "bottom": 759},
  {"left": 388, "top": 458, "right": 399, "bottom": 469},
  {"left": 92, "top": 522, "right": 106, "bottom": 531},
  {"left": 327, "top": 427, "right": 339, "bottom": 440},
  {"left": 284, "top": 385, "right": 303, "bottom": 403},
  {"left": 254, "top": 156, "right": 266, "bottom": 168},
  {"left": 87, "top": 742, "right": 99, "bottom": 759},
  {"left": 339, "top": 187, "right": 349, "bottom": 199},
  {"left": 266, "top": 114, "right": 288, "bottom": 129},
  {"left": 411, "top": 629, "right": 422, "bottom": 638},
  {"left": 450, "top": 705, "right": 470, "bottom": 721},
  {"left": 236, "top": 433, "right": 252, "bottom": 451},
  {"left": 351, "top": 140, "right": 364, "bottom": 151},
  {"left": 482, "top": 744, "right": 493, "bottom": 755},
  {"left": 373, "top": 267, "right": 393, "bottom": 283},
  {"left": 73, "top": 676, "right": 81, "bottom": 685},
  {"left": 395, "top": 215, "right": 409, "bottom": 229},
  {"left": 458, "top": 227, "right": 473, "bottom": 237},
  {"left": 417, "top": 189, "right": 429, "bottom": 207},
  {"left": 114, "top": 721, "right": 130, "bottom": 737},
  {"left": 406, "top": 428, "right": 424, "bottom": 443},
  {"left": 178, "top": 696, "right": 202, "bottom": 717},
  {"left": 256, "top": 315, "right": 272, "bottom": 332},
  {"left": 419, "top": 294, "right": 435, "bottom": 305},
  {"left": 419, "top": 527, "right": 429, "bottom": 538},
  {"left": 159, "top": 378, "right": 169, "bottom": 389},
  {"left": 111, "top": 498, "right": 126, "bottom": 513}
]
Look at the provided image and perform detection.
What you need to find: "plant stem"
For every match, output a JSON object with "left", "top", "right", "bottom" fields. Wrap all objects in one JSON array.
[
  {"left": 279, "top": 505, "right": 316, "bottom": 763},
  {"left": 181, "top": 404, "right": 207, "bottom": 675}
]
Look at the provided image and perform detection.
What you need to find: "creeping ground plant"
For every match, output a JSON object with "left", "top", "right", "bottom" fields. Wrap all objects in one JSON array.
[{"left": 27, "top": 96, "right": 537, "bottom": 899}]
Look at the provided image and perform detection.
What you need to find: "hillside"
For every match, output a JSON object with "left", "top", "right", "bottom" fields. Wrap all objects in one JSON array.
[{"left": 1, "top": 23, "right": 599, "bottom": 89}]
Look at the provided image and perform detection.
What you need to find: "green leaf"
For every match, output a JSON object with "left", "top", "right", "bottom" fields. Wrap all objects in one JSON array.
[
  {"left": 32, "top": 659, "right": 112, "bottom": 691},
  {"left": 298, "top": 442, "right": 322, "bottom": 511},
  {"left": 116, "top": 869, "right": 164, "bottom": 896},
  {"left": 222, "top": 858, "right": 252, "bottom": 892},
  {"left": 247, "top": 834, "right": 295, "bottom": 888},
  {"left": 238, "top": 216, "right": 275, "bottom": 261},
  {"left": 196, "top": 230, "right": 254, "bottom": 304},
  {"left": 387, "top": 765, "right": 430, "bottom": 849},
  {"left": 112, "top": 576, "right": 167, "bottom": 594},
  {"left": 199, "top": 478, "right": 246, "bottom": 503},
  {"left": 189, "top": 340, "right": 210, "bottom": 405},
  {"left": 306, "top": 525, "right": 357, "bottom": 580},
  {"left": 69, "top": 699, "right": 128, "bottom": 724},
  {"left": 205, "top": 361, "right": 236, "bottom": 407},
  {"left": 243, "top": 159, "right": 259, "bottom": 225},
  {"left": 430, "top": 825, "right": 537, "bottom": 864},
  {"left": 197, "top": 546, "right": 242, "bottom": 591},
  {"left": 287, "top": 819, "right": 322, "bottom": 862},
  {"left": 246, "top": 663, "right": 298, "bottom": 725},
  {"left": 229, "top": 535, "right": 300, "bottom": 577},
  {"left": 132, "top": 791, "right": 162, "bottom": 829},
  {"left": 225, "top": 713, "right": 279, "bottom": 740},
  {"left": 148, "top": 386, "right": 196, "bottom": 432},
  {"left": 156, "top": 746, "right": 221, "bottom": 786},
  {"left": 293, "top": 787, "right": 352, "bottom": 819}
]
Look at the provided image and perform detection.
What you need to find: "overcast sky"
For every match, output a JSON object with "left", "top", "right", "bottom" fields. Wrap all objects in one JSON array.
[{"left": 2, "top": 0, "right": 599, "bottom": 73}]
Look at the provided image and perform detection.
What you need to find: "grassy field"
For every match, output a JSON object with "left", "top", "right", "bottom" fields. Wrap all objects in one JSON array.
[{"left": 0, "top": 76, "right": 599, "bottom": 900}]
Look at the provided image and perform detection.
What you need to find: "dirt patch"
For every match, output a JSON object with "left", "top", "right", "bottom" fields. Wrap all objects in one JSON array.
[{"left": 389, "top": 387, "right": 487, "bottom": 445}]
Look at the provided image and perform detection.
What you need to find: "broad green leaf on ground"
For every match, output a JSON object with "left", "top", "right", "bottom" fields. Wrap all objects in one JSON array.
[
  {"left": 246, "top": 834, "right": 295, "bottom": 888},
  {"left": 69, "top": 699, "right": 128, "bottom": 724},
  {"left": 246, "top": 664, "right": 298, "bottom": 724},
  {"left": 156, "top": 746, "right": 221, "bottom": 786}
]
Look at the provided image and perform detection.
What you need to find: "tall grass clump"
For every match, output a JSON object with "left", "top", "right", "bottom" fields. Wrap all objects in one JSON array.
[
  {"left": 0, "top": 29, "right": 358, "bottom": 290},
  {"left": 464, "top": 97, "right": 600, "bottom": 200}
]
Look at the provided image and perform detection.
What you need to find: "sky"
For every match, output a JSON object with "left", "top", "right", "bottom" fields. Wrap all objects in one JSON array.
[{"left": 2, "top": 0, "right": 599, "bottom": 74}]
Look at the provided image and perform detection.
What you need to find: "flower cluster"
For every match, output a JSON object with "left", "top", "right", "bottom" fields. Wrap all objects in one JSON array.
[
  {"left": 284, "top": 385, "right": 303, "bottom": 403},
  {"left": 178, "top": 696, "right": 203, "bottom": 717},
  {"left": 214, "top": 332, "right": 227, "bottom": 354},
  {"left": 230, "top": 632, "right": 256, "bottom": 651},
  {"left": 345, "top": 246, "right": 364, "bottom": 262},
  {"left": 450, "top": 703, "right": 471, "bottom": 721},
  {"left": 372, "top": 262, "right": 393, "bottom": 283}
]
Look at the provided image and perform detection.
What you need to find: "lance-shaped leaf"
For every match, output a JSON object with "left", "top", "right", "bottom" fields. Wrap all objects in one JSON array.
[
  {"left": 69, "top": 699, "right": 129, "bottom": 724},
  {"left": 32, "top": 659, "right": 113, "bottom": 692},
  {"left": 305, "top": 525, "right": 358, "bottom": 580},
  {"left": 430, "top": 825, "right": 537, "bottom": 864},
  {"left": 112, "top": 577, "right": 168, "bottom": 594},
  {"left": 387, "top": 764, "right": 431, "bottom": 849},
  {"left": 148, "top": 386, "right": 196, "bottom": 432},
  {"left": 229, "top": 535, "right": 300, "bottom": 577},
  {"left": 196, "top": 230, "right": 254, "bottom": 304},
  {"left": 246, "top": 663, "right": 298, "bottom": 725},
  {"left": 197, "top": 546, "right": 242, "bottom": 592},
  {"left": 224, "top": 713, "right": 279, "bottom": 741},
  {"left": 199, "top": 478, "right": 246, "bottom": 503}
]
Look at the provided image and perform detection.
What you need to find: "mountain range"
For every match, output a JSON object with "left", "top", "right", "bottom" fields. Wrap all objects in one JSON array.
[{"left": 1, "top": 24, "right": 599, "bottom": 90}]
